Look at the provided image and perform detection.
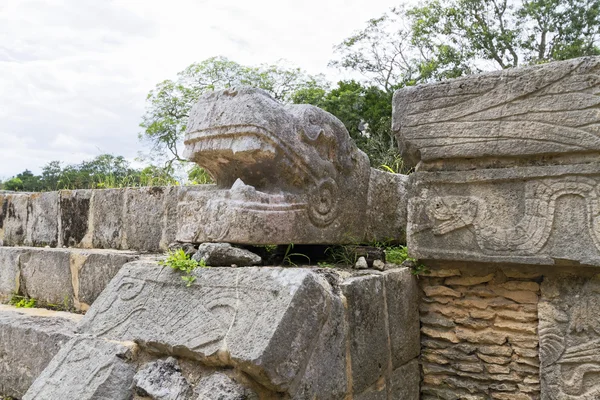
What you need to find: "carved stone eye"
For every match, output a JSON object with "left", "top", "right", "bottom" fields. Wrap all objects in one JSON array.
[{"left": 308, "top": 179, "right": 339, "bottom": 227}]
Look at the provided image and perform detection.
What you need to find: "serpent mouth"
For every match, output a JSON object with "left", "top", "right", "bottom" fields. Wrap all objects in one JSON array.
[
  {"left": 184, "top": 124, "right": 312, "bottom": 212},
  {"left": 185, "top": 124, "right": 339, "bottom": 227}
]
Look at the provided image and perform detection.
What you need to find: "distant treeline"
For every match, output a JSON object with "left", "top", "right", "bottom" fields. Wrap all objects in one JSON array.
[{"left": 0, "top": 154, "right": 182, "bottom": 192}]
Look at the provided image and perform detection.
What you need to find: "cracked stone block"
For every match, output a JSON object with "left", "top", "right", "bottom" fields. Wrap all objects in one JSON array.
[
  {"left": 79, "top": 262, "right": 340, "bottom": 395},
  {"left": 23, "top": 336, "right": 137, "bottom": 400},
  {"left": 0, "top": 305, "right": 80, "bottom": 399}
]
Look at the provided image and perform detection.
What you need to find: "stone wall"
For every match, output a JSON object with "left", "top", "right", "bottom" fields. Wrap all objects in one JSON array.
[
  {"left": 419, "top": 264, "right": 542, "bottom": 400},
  {"left": 0, "top": 187, "right": 180, "bottom": 252}
]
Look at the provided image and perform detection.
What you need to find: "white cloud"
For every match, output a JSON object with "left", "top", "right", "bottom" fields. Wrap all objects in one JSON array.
[{"left": 0, "top": 0, "right": 395, "bottom": 178}]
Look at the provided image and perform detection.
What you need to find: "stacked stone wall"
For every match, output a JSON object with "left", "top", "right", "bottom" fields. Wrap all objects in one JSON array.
[{"left": 419, "top": 265, "right": 542, "bottom": 400}]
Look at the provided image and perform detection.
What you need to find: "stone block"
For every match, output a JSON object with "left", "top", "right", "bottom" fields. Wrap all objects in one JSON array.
[
  {"left": 78, "top": 262, "right": 344, "bottom": 395},
  {"left": 133, "top": 357, "right": 192, "bottom": 400},
  {"left": 395, "top": 57, "right": 600, "bottom": 267},
  {"left": 0, "top": 247, "right": 138, "bottom": 311},
  {"left": 23, "top": 336, "right": 137, "bottom": 400},
  {"left": 0, "top": 247, "right": 24, "bottom": 301},
  {"left": 388, "top": 358, "right": 420, "bottom": 400},
  {"left": 0, "top": 193, "right": 29, "bottom": 246},
  {"left": 24, "top": 191, "right": 59, "bottom": 247},
  {"left": 59, "top": 189, "right": 92, "bottom": 247},
  {"left": 123, "top": 186, "right": 178, "bottom": 252},
  {"left": 0, "top": 305, "right": 80, "bottom": 399},
  {"left": 20, "top": 248, "right": 73, "bottom": 307},
  {"left": 195, "top": 372, "right": 258, "bottom": 400},
  {"left": 539, "top": 273, "right": 600, "bottom": 399},
  {"left": 385, "top": 268, "right": 420, "bottom": 367},
  {"left": 86, "top": 188, "right": 125, "bottom": 249},
  {"left": 341, "top": 274, "right": 389, "bottom": 393}
]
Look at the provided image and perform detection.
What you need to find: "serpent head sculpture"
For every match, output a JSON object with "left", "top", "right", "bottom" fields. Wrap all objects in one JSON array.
[{"left": 178, "top": 87, "right": 405, "bottom": 244}]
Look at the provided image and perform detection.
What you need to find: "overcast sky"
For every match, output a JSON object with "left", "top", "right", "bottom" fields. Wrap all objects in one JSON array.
[{"left": 0, "top": 0, "right": 397, "bottom": 178}]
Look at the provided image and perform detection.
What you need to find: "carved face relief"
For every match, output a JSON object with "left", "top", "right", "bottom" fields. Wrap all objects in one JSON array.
[{"left": 180, "top": 87, "right": 372, "bottom": 244}]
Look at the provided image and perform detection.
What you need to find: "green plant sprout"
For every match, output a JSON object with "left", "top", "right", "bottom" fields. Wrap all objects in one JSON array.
[
  {"left": 282, "top": 243, "right": 311, "bottom": 267},
  {"left": 159, "top": 249, "right": 207, "bottom": 286},
  {"left": 9, "top": 294, "right": 37, "bottom": 308}
]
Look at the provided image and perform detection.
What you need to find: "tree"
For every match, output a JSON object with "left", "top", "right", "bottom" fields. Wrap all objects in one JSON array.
[
  {"left": 331, "top": 0, "right": 600, "bottom": 89},
  {"left": 4, "top": 177, "right": 23, "bottom": 191},
  {"left": 294, "top": 80, "right": 405, "bottom": 171},
  {"left": 139, "top": 56, "right": 328, "bottom": 168}
]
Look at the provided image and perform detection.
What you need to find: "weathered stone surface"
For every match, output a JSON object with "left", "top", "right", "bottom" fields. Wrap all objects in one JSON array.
[
  {"left": 134, "top": 357, "right": 192, "bottom": 400},
  {"left": 3, "top": 187, "right": 178, "bottom": 251},
  {"left": 539, "top": 273, "right": 600, "bottom": 399},
  {"left": 385, "top": 268, "right": 421, "bottom": 367},
  {"left": 192, "top": 242, "right": 261, "bottom": 266},
  {"left": 59, "top": 189, "right": 92, "bottom": 247},
  {"left": 79, "top": 262, "right": 344, "bottom": 395},
  {"left": 0, "top": 247, "right": 23, "bottom": 301},
  {"left": 388, "top": 359, "right": 420, "bottom": 400},
  {"left": 24, "top": 336, "right": 137, "bottom": 400},
  {"left": 0, "top": 193, "right": 29, "bottom": 245},
  {"left": 396, "top": 57, "right": 600, "bottom": 266},
  {"left": 178, "top": 86, "right": 406, "bottom": 245},
  {"left": 419, "top": 267, "right": 541, "bottom": 399},
  {"left": 25, "top": 192, "right": 59, "bottom": 247},
  {"left": 0, "top": 305, "right": 80, "bottom": 399},
  {"left": 0, "top": 247, "right": 138, "bottom": 311},
  {"left": 195, "top": 372, "right": 258, "bottom": 400},
  {"left": 341, "top": 274, "right": 389, "bottom": 393},
  {"left": 394, "top": 57, "right": 600, "bottom": 165}
]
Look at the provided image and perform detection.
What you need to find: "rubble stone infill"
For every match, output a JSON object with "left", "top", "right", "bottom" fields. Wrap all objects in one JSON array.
[{"left": 419, "top": 265, "right": 542, "bottom": 400}]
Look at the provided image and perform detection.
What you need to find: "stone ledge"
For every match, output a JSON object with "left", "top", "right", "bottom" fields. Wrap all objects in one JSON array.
[{"left": 0, "top": 246, "right": 139, "bottom": 311}]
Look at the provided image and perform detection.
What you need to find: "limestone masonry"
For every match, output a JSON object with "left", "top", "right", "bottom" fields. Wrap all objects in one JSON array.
[{"left": 1, "top": 56, "right": 600, "bottom": 399}]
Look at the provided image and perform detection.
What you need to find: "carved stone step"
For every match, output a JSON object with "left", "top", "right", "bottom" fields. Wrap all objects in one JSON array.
[
  {"left": 25, "top": 262, "right": 421, "bottom": 399},
  {"left": 0, "top": 246, "right": 141, "bottom": 312},
  {"left": 0, "top": 304, "right": 81, "bottom": 399}
]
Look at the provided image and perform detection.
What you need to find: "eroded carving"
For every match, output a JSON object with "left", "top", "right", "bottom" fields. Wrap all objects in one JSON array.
[
  {"left": 540, "top": 274, "right": 600, "bottom": 399},
  {"left": 416, "top": 176, "right": 600, "bottom": 256},
  {"left": 177, "top": 87, "right": 406, "bottom": 244},
  {"left": 393, "top": 57, "right": 600, "bottom": 167}
]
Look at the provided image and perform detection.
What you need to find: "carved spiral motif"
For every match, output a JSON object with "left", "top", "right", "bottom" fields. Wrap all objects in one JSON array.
[{"left": 308, "top": 178, "right": 339, "bottom": 227}]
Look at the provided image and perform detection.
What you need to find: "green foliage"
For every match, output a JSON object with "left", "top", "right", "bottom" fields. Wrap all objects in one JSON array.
[
  {"left": 9, "top": 294, "right": 37, "bottom": 308},
  {"left": 384, "top": 245, "right": 412, "bottom": 265},
  {"left": 325, "top": 245, "right": 358, "bottom": 266},
  {"left": 4, "top": 177, "right": 24, "bottom": 191},
  {"left": 3, "top": 154, "right": 178, "bottom": 192},
  {"left": 159, "top": 249, "right": 207, "bottom": 286},
  {"left": 282, "top": 243, "right": 311, "bottom": 267},
  {"left": 332, "top": 0, "right": 600, "bottom": 88},
  {"left": 188, "top": 165, "right": 214, "bottom": 185},
  {"left": 384, "top": 245, "right": 430, "bottom": 276}
]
